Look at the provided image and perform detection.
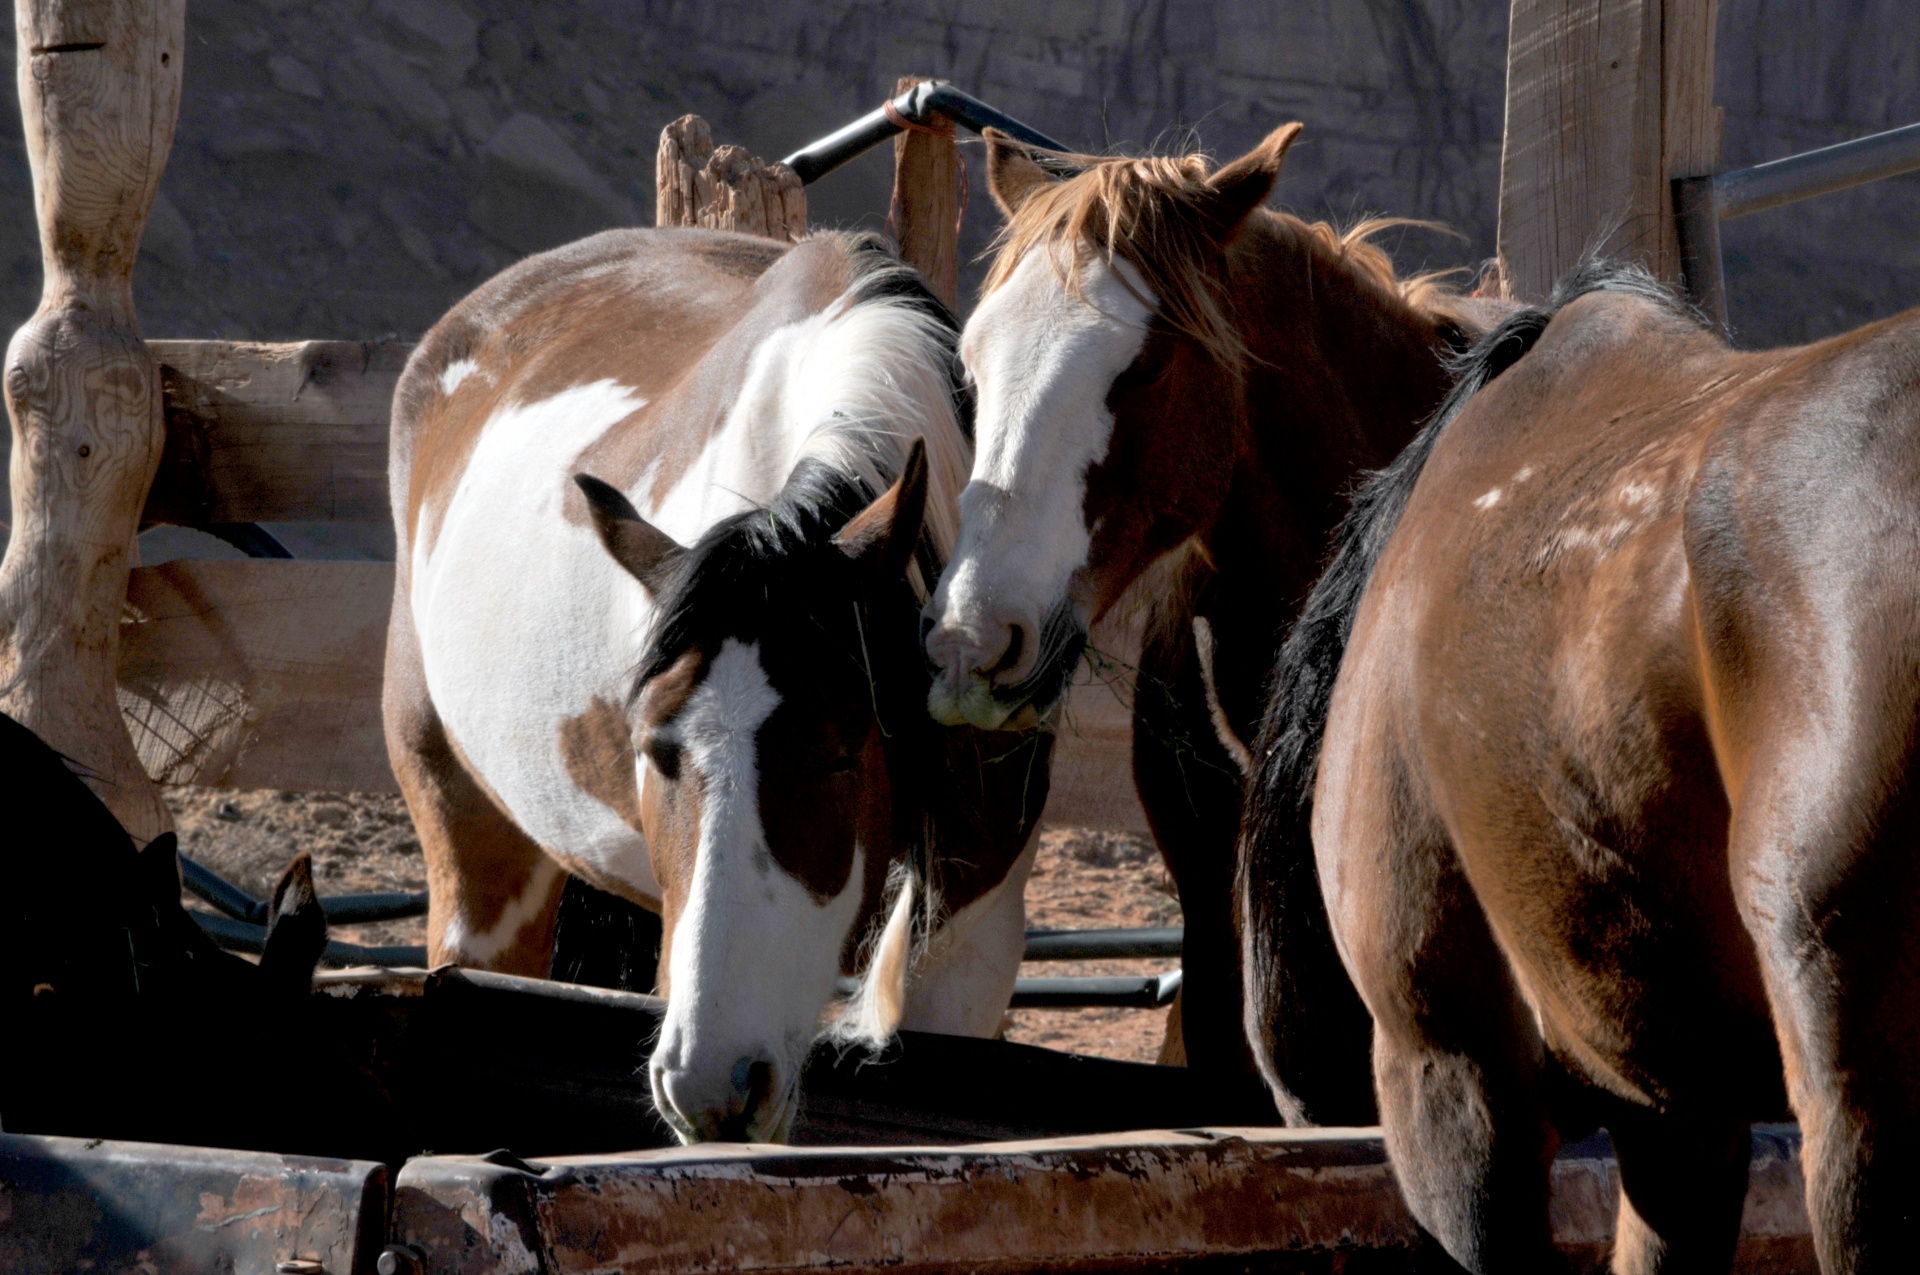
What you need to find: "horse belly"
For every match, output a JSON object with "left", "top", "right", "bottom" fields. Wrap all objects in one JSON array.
[{"left": 412, "top": 383, "right": 660, "bottom": 902}]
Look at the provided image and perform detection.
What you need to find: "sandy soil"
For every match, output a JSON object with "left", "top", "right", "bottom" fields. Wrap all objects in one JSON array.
[{"left": 165, "top": 790, "right": 1183, "bottom": 1064}]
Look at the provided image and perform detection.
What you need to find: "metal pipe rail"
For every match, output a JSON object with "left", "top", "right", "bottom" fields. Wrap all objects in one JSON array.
[
  {"left": 1023, "top": 926, "right": 1182, "bottom": 960},
  {"left": 781, "top": 80, "right": 1070, "bottom": 185},
  {"left": 1676, "top": 119, "right": 1920, "bottom": 328},
  {"left": 181, "top": 853, "right": 427, "bottom": 926}
]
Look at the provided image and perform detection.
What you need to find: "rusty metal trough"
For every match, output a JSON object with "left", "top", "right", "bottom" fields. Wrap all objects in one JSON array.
[
  {"left": 2, "top": 1122, "right": 1814, "bottom": 1274},
  {"left": 2, "top": 969, "right": 1819, "bottom": 1273}
]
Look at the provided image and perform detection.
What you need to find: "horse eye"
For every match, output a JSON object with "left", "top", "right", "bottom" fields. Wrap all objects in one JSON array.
[
  {"left": 822, "top": 751, "right": 856, "bottom": 775},
  {"left": 643, "top": 735, "right": 683, "bottom": 780}
]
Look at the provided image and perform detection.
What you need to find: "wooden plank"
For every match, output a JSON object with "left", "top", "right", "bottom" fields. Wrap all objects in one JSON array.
[
  {"left": 1496, "top": 0, "right": 1663, "bottom": 300},
  {"left": 142, "top": 339, "right": 408, "bottom": 525},
  {"left": 1663, "top": 0, "right": 1722, "bottom": 183},
  {"left": 116, "top": 559, "right": 398, "bottom": 793},
  {"left": 891, "top": 75, "right": 962, "bottom": 310}
]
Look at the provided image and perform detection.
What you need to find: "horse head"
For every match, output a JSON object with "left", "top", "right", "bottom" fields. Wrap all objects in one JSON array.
[
  {"left": 576, "top": 439, "right": 934, "bottom": 1142},
  {"left": 923, "top": 125, "right": 1303, "bottom": 730}
]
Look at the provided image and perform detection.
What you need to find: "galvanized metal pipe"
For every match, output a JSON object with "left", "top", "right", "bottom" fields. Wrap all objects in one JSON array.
[
  {"left": 1716, "top": 120, "right": 1920, "bottom": 220},
  {"left": 781, "top": 80, "right": 1070, "bottom": 185}
]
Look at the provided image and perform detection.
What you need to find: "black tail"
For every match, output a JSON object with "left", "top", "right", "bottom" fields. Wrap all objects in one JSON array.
[{"left": 1234, "top": 259, "right": 1688, "bottom": 1124}]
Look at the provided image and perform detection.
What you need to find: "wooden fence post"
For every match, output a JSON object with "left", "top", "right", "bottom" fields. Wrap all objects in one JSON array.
[
  {"left": 1495, "top": 0, "right": 1720, "bottom": 302},
  {"left": 655, "top": 114, "right": 807, "bottom": 242},
  {"left": 890, "top": 76, "right": 961, "bottom": 311},
  {"left": 0, "top": 0, "right": 185, "bottom": 843}
]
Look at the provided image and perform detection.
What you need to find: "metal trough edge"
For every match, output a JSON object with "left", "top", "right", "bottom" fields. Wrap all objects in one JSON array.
[{"left": 390, "top": 1124, "right": 1813, "bottom": 1274}]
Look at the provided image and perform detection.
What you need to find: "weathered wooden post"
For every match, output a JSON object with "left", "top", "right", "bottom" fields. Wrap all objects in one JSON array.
[
  {"left": 889, "top": 76, "right": 961, "bottom": 311},
  {"left": 655, "top": 114, "right": 807, "bottom": 241},
  {"left": 1495, "top": 0, "right": 1720, "bottom": 302},
  {"left": 0, "top": 0, "right": 184, "bottom": 843}
]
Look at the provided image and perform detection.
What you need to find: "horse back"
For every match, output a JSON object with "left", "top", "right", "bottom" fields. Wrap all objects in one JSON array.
[{"left": 390, "top": 228, "right": 845, "bottom": 559}]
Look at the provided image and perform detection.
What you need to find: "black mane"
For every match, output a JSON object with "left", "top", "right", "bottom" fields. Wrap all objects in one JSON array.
[{"left": 1234, "top": 259, "right": 1702, "bottom": 1119}]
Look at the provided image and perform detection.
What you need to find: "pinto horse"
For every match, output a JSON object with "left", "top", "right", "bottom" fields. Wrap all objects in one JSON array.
[
  {"left": 1243, "top": 259, "right": 1920, "bottom": 1272},
  {"left": 921, "top": 124, "right": 1493, "bottom": 1080},
  {"left": 385, "top": 229, "right": 1048, "bottom": 1142}
]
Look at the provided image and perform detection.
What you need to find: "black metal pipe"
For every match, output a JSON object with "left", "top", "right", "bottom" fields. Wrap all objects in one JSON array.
[
  {"left": 191, "top": 910, "right": 427, "bottom": 968},
  {"left": 1716, "top": 120, "right": 1920, "bottom": 221},
  {"left": 781, "top": 80, "right": 1070, "bottom": 185},
  {"left": 180, "top": 854, "right": 428, "bottom": 926},
  {"left": 180, "top": 855, "right": 267, "bottom": 923},
  {"left": 1672, "top": 173, "right": 1728, "bottom": 332},
  {"left": 1009, "top": 969, "right": 1182, "bottom": 1009},
  {"left": 1023, "top": 926, "right": 1183, "bottom": 961}
]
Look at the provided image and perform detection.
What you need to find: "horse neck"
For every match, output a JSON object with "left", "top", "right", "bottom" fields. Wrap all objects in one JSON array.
[{"left": 1214, "top": 222, "right": 1456, "bottom": 582}]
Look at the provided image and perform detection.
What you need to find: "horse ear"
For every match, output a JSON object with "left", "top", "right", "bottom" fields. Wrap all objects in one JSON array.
[
  {"left": 835, "top": 437, "right": 929, "bottom": 580},
  {"left": 575, "top": 474, "right": 684, "bottom": 591},
  {"left": 984, "top": 128, "right": 1056, "bottom": 217},
  {"left": 260, "top": 852, "right": 328, "bottom": 998},
  {"left": 1197, "top": 122, "right": 1303, "bottom": 242}
]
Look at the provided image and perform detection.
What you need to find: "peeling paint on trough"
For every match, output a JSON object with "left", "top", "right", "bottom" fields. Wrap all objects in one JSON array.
[
  {"left": 391, "top": 1125, "right": 1815, "bottom": 1274},
  {"left": 0, "top": 1132, "right": 387, "bottom": 1275}
]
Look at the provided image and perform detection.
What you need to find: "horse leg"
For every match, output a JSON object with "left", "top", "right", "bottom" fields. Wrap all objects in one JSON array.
[
  {"left": 1316, "top": 741, "right": 1557, "bottom": 1270},
  {"left": 1604, "top": 1105, "right": 1752, "bottom": 1274},
  {"left": 901, "top": 830, "right": 1038, "bottom": 1037},
  {"left": 383, "top": 593, "right": 563, "bottom": 976},
  {"left": 1131, "top": 612, "right": 1253, "bottom": 1074},
  {"left": 1731, "top": 771, "right": 1920, "bottom": 1274}
]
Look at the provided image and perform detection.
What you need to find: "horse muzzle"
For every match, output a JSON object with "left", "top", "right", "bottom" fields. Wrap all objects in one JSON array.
[{"left": 650, "top": 1051, "right": 794, "bottom": 1144}]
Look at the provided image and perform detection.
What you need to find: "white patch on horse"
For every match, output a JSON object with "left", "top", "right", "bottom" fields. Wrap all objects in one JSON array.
[
  {"left": 650, "top": 639, "right": 864, "bottom": 1142},
  {"left": 439, "top": 854, "right": 561, "bottom": 964},
  {"left": 926, "top": 248, "right": 1154, "bottom": 725},
  {"left": 641, "top": 294, "right": 969, "bottom": 575},
  {"left": 438, "top": 357, "right": 480, "bottom": 396},
  {"left": 1474, "top": 487, "right": 1502, "bottom": 510},
  {"left": 413, "top": 379, "right": 662, "bottom": 900},
  {"left": 896, "top": 826, "right": 1041, "bottom": 1036}
]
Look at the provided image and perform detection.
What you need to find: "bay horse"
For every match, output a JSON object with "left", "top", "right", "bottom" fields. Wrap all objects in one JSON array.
[
  {"left": 921, "top": 124, "right": 1495, "bottom": 1086},
  {"left": 384, "top": 229, "right": 1049, "bottom": 1143},
  {"left": 1243, "top": 258, "right": 1920, "bottom": 1272}
]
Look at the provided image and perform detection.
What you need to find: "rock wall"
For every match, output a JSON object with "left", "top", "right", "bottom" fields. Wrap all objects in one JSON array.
[{"left": 0, "top": 1, "right": 1910, "bottom": 349}]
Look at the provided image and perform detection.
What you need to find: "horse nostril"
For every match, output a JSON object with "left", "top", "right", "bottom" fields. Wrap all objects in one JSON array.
[
  {"left": 989, "top": 622, "right": 1027, "bottom": 678},
  {"left": 918, "top": 610, "right": 936, "bottom": 645}
]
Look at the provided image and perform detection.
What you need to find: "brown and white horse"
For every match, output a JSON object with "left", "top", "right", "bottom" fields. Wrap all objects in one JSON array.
[
  {"left": 921, "top": 125, "right": 1492, "bottom": 1083},
  {"left": 1244, "top": 259, "right": 1920, "bottom": 1272},
  {"left": 384, "top": 229, "right": 1048, "bottom": 1142}
]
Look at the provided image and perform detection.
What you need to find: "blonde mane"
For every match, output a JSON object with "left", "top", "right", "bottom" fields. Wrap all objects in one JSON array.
[{"left": 983, "top": 147, "right": 1461, "bottom": 368}]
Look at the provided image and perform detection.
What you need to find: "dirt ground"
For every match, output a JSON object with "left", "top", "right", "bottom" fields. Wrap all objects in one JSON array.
[{"left": 165, "top": 790, "right": 1183, "bottom": 1064}]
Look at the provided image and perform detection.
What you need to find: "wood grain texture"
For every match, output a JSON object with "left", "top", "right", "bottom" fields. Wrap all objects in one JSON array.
[
  {"left": 0, "top": 0, "right": 185, "bottom": 843},
  {"left": 891, "top": 76, "right": 961, "bottom": 310},
  {"left": 1495, "top": 0, "right": 1718, "bottom": 301},
  {"left": 142, "top": 339, "right": 407, "bottom": 525},
  {"left": 117, "top": 560, "right": 397, "bottom": 793},
  {"left": 654, "top": 113, "right": 806, "bottom": 241},
  {"left": 112, "top": 558, "right": 1149, "bottom": 834}
]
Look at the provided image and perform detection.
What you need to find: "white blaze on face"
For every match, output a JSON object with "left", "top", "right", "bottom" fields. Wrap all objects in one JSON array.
[
  {"left": 648, "top": 638, "right": 864, "bottom": 1143},
  {"left": 926, "top": 247, "right": 1156, "bottom": 726}
]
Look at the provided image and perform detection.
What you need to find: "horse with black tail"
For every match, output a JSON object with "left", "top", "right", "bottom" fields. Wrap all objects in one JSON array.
[{"left": 1241, "top": 258, "right": 1920, "bottom": 1273}]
